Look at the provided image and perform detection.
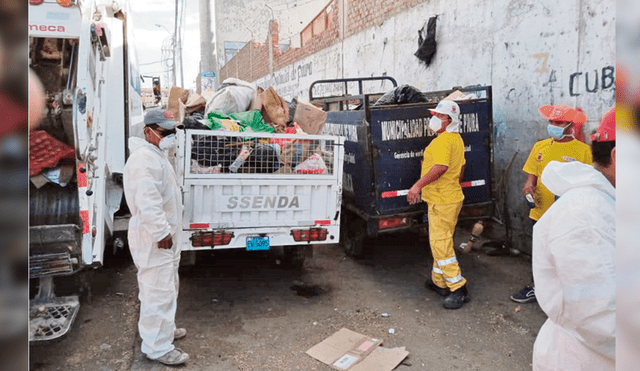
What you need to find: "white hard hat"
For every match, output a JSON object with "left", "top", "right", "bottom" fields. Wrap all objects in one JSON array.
[{"left": 429, "top": 100, "right": 461, "bottom": 132}]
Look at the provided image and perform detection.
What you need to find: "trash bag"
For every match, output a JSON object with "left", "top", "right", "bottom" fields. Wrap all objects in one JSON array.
[
  {"left": 414, "top": 16, "right": 437, "bottom": 66},
  {"left": 191, "top": 134, "right": 240, "bottom": 168},
  {"left": 183, "top": 112, "right": 210, "bottom": 130},
  {"left": 204, "top": 78, "right": 256, "bottom": 115},
  {"left": 205, "top": 110, "right": 274, "bottom": 133},
  {"left": 245, "top": 143, "right": 280, "bottom": 173},
  {"left": 373, "top": 84, "right": 428, "bottom": 106}
]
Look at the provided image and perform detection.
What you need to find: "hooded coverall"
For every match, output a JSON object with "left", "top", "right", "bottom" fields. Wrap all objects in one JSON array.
[
  {"left": 123, "top": 137, "right": 183, "bottom": 359},
  {"left": 420, "top": 131, "right": 466, "bottom": 291},
  {"left": 532, "top": 160, "right": 615, "bottom": 370}
]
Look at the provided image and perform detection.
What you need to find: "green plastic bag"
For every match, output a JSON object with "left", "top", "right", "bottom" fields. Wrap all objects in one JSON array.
[{"left": 206, "top": 110, "right": 274, "bottom": 133}]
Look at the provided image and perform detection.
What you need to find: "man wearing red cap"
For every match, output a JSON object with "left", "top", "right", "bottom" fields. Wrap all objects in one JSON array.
[
  {"left": 510, "top": 104, "right": 593, "bottom": 304},
  {"left": 531, "top": 107, "right": 616, "bottom": 370}
]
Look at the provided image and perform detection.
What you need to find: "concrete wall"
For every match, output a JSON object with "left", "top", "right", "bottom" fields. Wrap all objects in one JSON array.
[{"left": 220, "top": 0, "right": 615, "bottom": 254}]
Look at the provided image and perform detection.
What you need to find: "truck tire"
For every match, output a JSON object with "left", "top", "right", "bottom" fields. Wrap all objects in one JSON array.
[
  {"left": 341, "top": 215, "right": 366, "bottom": 258},
  {"left": 283, "top": 246, "right": 312, "bottom": 268}
]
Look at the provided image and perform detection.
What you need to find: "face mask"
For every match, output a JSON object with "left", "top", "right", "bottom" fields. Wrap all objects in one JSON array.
[
  {"left": 159, "top": 133, "right": 176, "bottom": 150},
  {"left": 547, "top": 124, "right": 570, "bottom": 140},
  {"left": 429, "top": 116, "right": 443, "bottom": 132}
]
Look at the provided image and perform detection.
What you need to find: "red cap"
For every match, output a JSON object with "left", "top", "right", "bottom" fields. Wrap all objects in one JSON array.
[
  {"left": 538, "top": 104, "right": 587, "bottom": 125},
  {"left": 590, "top": 107, "right": 616, "bottom": 142}
]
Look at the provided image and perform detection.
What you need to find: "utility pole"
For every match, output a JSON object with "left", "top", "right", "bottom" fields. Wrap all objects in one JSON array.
[{"left": 199, "top": 0, "right": 219, "bottom": 91}]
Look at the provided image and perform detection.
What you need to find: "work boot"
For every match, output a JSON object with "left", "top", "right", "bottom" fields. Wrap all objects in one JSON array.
[
  {"left": 425, "top": 279, "right": 450, "bottom": 297},
  {"left": 174, "top": 328, "right": 187, "bottom": 340},
  {"left": 147, "top": 348, "right": 189, "bottom": 366},
  {"left": 443, "top": 285, "right": 470, "bottom": 309}
]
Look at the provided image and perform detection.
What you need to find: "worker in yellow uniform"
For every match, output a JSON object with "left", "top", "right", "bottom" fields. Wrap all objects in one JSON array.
[
  {"left": 510, "top": 104, "right": 593, "bottom": 304},
  {"left": 407, "top": 99, "right": 468, "bottom": 309}
]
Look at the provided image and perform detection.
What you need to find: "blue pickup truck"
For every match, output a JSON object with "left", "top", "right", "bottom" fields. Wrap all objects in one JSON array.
[{"left": 310, "top": 77, "right": 494, "bottom": 257}]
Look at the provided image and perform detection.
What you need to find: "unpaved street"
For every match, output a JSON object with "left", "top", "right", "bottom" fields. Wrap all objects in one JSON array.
[{"left": 30, "top": 229, "right": 547, "bottom": 370}]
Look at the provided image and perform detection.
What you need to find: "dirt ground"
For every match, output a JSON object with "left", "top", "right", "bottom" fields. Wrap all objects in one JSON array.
[{"left": 29, "top": 227, "right": 547, "bottom": 371}]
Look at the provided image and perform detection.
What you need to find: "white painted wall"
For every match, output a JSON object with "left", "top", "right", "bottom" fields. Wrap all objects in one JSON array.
[{"left": 252, "top": 0, "right": 614, "bottom": 252}]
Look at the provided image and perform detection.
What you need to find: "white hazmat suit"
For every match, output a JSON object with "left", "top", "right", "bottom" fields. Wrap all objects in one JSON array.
[
  {"left": 532, "top": 160, "right": 615, "bottom": 370},
  {"left": 123, "top": 136, "right": 183, "bottom": 359}
]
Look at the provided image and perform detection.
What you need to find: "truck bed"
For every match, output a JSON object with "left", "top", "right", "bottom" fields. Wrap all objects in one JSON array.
[{"left": 175, "top": 129, "right": 344, "bottom": 250}]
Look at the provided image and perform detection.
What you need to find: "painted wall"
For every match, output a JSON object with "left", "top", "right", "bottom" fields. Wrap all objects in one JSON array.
[{"left": 221, "top": 0, "right": 615, "bottom": 254}]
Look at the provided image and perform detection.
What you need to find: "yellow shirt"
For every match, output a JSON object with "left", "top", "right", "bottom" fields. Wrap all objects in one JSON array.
[
  {"left": 523, "top": 138, "right": 593, "bottom": 220},
  {"left": 420, "top": 132, "right": 466, "bottom": 204}
]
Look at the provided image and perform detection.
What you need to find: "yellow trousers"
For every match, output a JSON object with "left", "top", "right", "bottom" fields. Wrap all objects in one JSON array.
[{"left": 427, "top": 202, "right": 466, "bottom": 291}]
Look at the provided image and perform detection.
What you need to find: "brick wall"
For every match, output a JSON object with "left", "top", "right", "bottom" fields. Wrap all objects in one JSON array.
[{"left": 220, "top": 0, "right": 429, "bottom": 83}]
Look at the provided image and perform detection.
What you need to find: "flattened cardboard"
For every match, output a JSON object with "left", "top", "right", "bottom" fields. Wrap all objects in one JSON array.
[
  {"left": 306, "top": 328, "right": 408, "bottom": 371},
  {"left": 306, "top": 328, "right": 382, "bottom": 370},
  {"left": 350, "top": 346, "right": 409, "bottom": 371},
  {"left": 292, "top": 97, "right": 327, "bottom": 135}
]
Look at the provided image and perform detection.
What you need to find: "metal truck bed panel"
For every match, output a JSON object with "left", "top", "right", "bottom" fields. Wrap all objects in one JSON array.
[
  {"left": 319, "top": 86, "right": 493, "bottom": 218},
  {"left": 183, "top": 179, "right": 341, "bottom": 229}
]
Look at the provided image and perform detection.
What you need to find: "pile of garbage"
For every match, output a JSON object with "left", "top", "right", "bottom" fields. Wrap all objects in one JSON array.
[{"left": 168, "top": 78, "right": 329, "bottom": 175}]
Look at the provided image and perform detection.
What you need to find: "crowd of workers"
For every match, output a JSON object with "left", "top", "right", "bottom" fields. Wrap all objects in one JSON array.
[{"left": 124, "top": 99, "right": 616, "bottom": 367}]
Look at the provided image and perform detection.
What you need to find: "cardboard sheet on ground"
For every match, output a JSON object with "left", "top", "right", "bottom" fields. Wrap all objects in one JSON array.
[{"left": 306, "top": 328, "right": 409, "bottom": 371}]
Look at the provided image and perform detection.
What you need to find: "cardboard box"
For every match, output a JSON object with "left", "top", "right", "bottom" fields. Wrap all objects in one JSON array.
[
  {"left": 292, "top": 97, "right": 327, "bottom": 135},
  {"left": 306, "top": 328, "right": 409, "bottom": 371},
  {"left": 443, "top": 90, "right": 466, "bottom": 101}
]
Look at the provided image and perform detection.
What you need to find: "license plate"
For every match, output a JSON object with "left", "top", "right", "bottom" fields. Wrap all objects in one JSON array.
[{"left": 246, "top": 236, "right": 270, "bottom": 251}]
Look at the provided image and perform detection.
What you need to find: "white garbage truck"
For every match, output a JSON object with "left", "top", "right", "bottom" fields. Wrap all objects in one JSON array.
[{"left": 28, "top": 0, "right": 143, "bottom": 341}]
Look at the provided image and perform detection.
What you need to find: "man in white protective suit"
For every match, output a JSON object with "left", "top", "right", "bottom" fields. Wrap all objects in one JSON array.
[
  {"left": 123, "top": 109, "right": 188, "bottom": 366},
  {"left": 532, "top": 106, "right": 616, "bottom": 370}
]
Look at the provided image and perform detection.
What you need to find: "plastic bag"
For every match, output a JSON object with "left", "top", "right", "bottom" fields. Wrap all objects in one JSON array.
[
  {"left": 373, "top": 84, "right": 428, "bottom": 106},
  {"left": 204, "top": 78, "right": 257, "bottom": 115},
  {"left": 205, "top": 110, "right": 274, "bottom": 133},
  {"left": 294, "top": 153, "right": 327, "bottom": 174}
]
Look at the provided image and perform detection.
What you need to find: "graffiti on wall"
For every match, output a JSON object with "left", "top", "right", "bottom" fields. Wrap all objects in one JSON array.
[
  {"left": 256, "top": 61, "right": 316, "bottom": 100},
  {"left": 568, "top": 66, "right": 615, "bottom": 96}
]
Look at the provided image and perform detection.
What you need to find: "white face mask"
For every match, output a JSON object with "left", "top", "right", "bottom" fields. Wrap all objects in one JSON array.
[
  {"left": 429, "top": 116, "right": 443, "bottom": 132},
  {"left": 159, "top": 134, "right": 176, "bottom": 151}
]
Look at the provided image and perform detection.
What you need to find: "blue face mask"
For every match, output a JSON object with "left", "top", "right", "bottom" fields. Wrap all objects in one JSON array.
[{"left": 547, "top": 124, "right": 570, "bottom": 140}]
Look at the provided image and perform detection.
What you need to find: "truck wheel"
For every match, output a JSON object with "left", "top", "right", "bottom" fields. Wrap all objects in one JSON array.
[
  {"left": 283, "top": 246, "right": 312, "bottom": 268},
  {"left": 341, "top": 217, "right": 366, "bottom": 258}
]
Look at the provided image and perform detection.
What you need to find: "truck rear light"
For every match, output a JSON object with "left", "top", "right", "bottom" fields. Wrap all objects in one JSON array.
[
  {"left": 291, "top": 228, "right": 328, "bottom": 242},
  {"left": 314, "top": 220, "right": 331, "bottom": 225},
  {"left": 378, "top": 217, "right": 410, "bottom": 230},
  {"left": 191, "top": 232, "right": 233, "bottom": 247}
]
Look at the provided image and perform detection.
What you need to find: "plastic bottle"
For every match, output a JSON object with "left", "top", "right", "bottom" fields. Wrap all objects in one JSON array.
[{"left": 229, "top": 143, "right": 254, "bottom": 173}]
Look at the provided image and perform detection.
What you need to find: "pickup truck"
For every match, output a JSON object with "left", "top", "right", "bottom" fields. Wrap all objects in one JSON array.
[
  {"left": 310, "top": 77, "right": 494, "bottom": 257},
  {"left": 173, "top": 127, "right": 345, "bottom": 266}
]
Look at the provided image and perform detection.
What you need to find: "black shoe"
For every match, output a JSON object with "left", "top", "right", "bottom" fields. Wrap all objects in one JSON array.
[
  {"left": 443, "top": 285, "right": 470, "bottom": 309},
  {"left": 510, "top": 285, "right": 536, "bottom": 303},
  {"left": 425, "top": 279, "right": 451, "bottom": 297}
]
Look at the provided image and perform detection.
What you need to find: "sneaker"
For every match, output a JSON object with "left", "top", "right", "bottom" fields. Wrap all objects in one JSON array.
[
  {"left": 443, "top": 286, "right": 470, "bottom": 309},
  {"left": 510, "top": 285, "right": 536, "bottom": 303},
  {"left": 425, "top": 279, "right": 451, "bottom": 297},
  {"left": 148, "top": 348, "right": 189, "bottom": 366},
  {"left": 174, "top": 328, "right": 187, "bottom": 340}
]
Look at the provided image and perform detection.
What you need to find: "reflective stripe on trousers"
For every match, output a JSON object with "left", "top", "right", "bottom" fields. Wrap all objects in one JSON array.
[{"left": 428, "top": 202, "right": 466, "bottom": 291}]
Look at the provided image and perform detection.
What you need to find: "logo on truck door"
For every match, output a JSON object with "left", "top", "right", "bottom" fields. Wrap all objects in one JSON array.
[{"left": 220, "top": 195, "right": 310, "bottom": 211}]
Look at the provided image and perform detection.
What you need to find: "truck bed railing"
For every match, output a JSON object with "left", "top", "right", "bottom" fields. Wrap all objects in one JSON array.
[{"left": 182, "top": 129, "right": 343, "bottom": 178}]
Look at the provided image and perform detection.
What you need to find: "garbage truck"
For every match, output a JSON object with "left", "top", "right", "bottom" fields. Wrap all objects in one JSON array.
[
  {"left": 309, "top": 77, "right": 494, "bottom": 257},
  {"left": 28, "top": 0, "right": 143, "bottom": 341}
]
